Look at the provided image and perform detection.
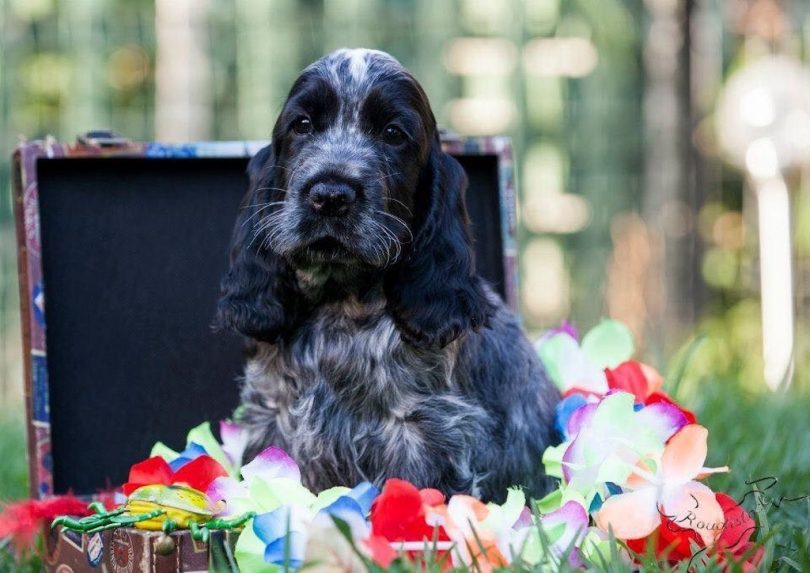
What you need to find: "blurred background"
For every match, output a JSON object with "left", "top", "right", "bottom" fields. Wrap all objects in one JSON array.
[{"left": 2, "top": 0, "right": 810, "bottom": 497}]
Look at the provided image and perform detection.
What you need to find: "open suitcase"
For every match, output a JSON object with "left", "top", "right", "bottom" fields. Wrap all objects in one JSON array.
[{"left": 12, "top": 132, "right": 518, "bottom": 572}]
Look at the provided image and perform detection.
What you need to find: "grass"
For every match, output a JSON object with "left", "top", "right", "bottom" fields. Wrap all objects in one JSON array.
[
  {"left": 0, "top": 412, "right": 28, "bottom": 501},
  {"left": 0, "top": 368, "right": 808, "bottom": 571}
]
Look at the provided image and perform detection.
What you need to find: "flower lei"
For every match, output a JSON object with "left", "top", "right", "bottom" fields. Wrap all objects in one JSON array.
[{"left": 98, "top": 320, "right": 760, "bottom": 571}]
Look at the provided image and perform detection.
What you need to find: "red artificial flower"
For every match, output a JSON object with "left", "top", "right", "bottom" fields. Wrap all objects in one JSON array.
[
  {"left": 364, "top": 534, "right": 398, "bottom": 567},
  {"left": 122, "top": 455, "right": 227, "bottom": 496},
  {"left": 370, "top": 479, "right": 449, "bottom": 542},
  {"left": 713, "top": 493, "right": 763, "bottom": 571},
  {"left": 605, "top": 361, "right": 652, "bottom": 403},
  {"left": 626, "top": 515, "right": 702, "bottom": 563},
  {"left": 0, "top": 495, "right": 91, "bottom": 552},
  {"left": 627, "top": 492, "right": 761, "bottom": 570}
]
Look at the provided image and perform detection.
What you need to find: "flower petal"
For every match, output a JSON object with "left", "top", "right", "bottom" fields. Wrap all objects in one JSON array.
[
  {"left": 595, "top": 487, "right": 660, "bottom": 540},
  {"left": 345, "top": 481, "right": 380, "bottom": 516},
  {"left": 364, "top": 535, "right": 397, "bottom": 567},
  {"left": 662, "top": 481, "right": 724, "bottom": 547},
  {"left": 635, "top": 401, "right": 688, "bottom": 446},
  {"left": 661, "top": 425, "right": 708, "bottom": 484},
  {"left": 124, "top": 456, "right": 174, "bottom": 495},
  {"left": 538, "top": 333, "right": 608, "bottom": 394},
  {"left": 241, "top": 446, "right": 301, "bottom": 483},
  {"left": 150, "top": 441, "right": 180, "bottom": 463},
  {"left": 483, "top": 488, "right": 526, "bottom": 532},
  {"left": 206, "top": 476, "right": 250, "bottom": 517},
  {"left": 234, "top": 520, "right": 272, "bottom": 573},
  {"left": 644, "top": 392, "right": 696, "bottom": 424},
  {"left": 370, "top": 479, "right": 430, "bottom": 541},
  {"left": 605, "top": 361, "right": 650, "bottom": 403},
  {"left": 253, "top": 508, "right": 291, "bottom": 545},
  {"left": 169, "top": 442, "right": 207, "bottom": 472},
  {"left": 254, "top": 505, "right": 311, "bottom": 545},
  {"left": 220, "top": 420, "right": 249, "bottom": 469},
  {"left": 581, "top": 320, "right": 634, "bottom": 369},
  {"left": 311, "top": 487, "right": 352, "bottom": 513},
  {"left": 556, "top": 394, "right": 589, "bottom": 440},
  {"left": 541, "top": 500, "right": 589, "bottom": 552},
  {"left": 186, "top": 422, "right": 233, "bottom": 476},
  {"left": 715, "top": 493, "right": 756, "bottom": 555},
  {"left": 538, "top": 320, "right": 579, "bottom": 343},
  {"left": 639, "top": 364, "right": 664, "bottom": 395},
  {"left": 419, "top": 488, "right": 445, "bottom": 507},
  {"left": 248, "top": 476, "right": 315, "bottom": 513},
  {"left": 263, "top": 531, "right": 307, "bottom": 567},
  {"left": 171, "top": 454, "right": 229, "bottom": 492}
]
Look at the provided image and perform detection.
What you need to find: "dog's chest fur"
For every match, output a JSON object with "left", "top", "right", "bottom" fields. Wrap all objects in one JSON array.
[{"left": 238, "top": 298, "right": 491, "bottom": 493}]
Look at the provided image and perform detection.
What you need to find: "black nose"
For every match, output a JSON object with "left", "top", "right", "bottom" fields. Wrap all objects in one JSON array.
[{"left": 307, "top": 182, "right": 356, "bottom": 216}]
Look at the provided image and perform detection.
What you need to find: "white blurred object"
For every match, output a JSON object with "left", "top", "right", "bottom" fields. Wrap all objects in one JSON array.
[
  {"left": 716, "top": 55, "right": 810, "bottom": 172},
  {"left": 715, "top": 55, "right": 810, "bottom": 390}
]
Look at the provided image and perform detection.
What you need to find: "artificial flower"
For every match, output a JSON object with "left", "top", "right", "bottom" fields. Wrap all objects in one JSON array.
[
  {"left": 515, "top": 500, "right": 590, "bottom": 567},
  {"left": 225, "top": 446, "right": 381, "bottom": 572},
  {"left": 445, "top": 495, "right": 507, "bottom": 571},
  {"left": 537, "top": 330, "right": 608, "bottom": 396},
  {"left": 240, "top": 481, "right": 380, "bottom": 572},
  {"left": 0, "top": 495, "right": 92, "bottom": 552},
  {"left": 167, "top": 442, "right": 207, "bottom": 472},
  {"left": 220, "top": 420, "right": 249, "bottom": 468},
  {"left": 370, "top": 479, "right": 449, "bottom": 543},
  {"left": 151, "top": 421, "right": 241, "bottom": 477},
  {"left": 604, "top": 361, "right": 663, "bottom": 403},
  {"left": 208, "top": 446, "right": 314, "bottom": 517},
  {"left": 537, "top": 320, "right": 637, "bottom": 398},
  {"left": 712, "top": 493, "right": 762, "bottom": 570},
  {"left": 122, "top": 454, "right": 228, "bottom": 496},
  {"left": 625, "top": 515, "right": 702, "bottom": 562},
  {"left": 645, "top": 391, "right": 697, "bottom": 424},
  {"left": 253, "top": 505, "right": 311, "bottom": 568},
  {"left": 561, "top": 392, "right": 687, "bottom": 505},
  {"left": 595, "top": 424, "right": 729, "bottom": 547}
]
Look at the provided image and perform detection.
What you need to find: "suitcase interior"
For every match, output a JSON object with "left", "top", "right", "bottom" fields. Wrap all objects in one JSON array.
[{"left": 33, "top": 151, "right": 507, "bottom": 495}]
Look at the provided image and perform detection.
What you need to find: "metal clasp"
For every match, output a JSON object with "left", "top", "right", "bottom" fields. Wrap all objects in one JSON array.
[{"left": 76, "top": 130, "right": 132, "bottom": 148}]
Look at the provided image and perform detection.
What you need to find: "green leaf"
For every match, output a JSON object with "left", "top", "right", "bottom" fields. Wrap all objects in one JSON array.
[{"left": 581, "top": 319, "right": 635, "bottom": 368}]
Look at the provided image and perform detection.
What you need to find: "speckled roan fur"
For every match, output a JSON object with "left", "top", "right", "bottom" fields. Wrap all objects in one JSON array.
[{"left": 216, "top": 49, "right": 560, "bottom": 503}]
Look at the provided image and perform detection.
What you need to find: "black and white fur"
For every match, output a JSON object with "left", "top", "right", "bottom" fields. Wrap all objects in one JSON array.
[{"left": 216, "top": 49, "right": 560, "bottom": 502}]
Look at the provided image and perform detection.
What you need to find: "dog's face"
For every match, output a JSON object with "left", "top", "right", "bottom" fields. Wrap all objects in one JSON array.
[
  {"left": 217, "top": 49, "right": 494, "bottom": 348},
  {"left": 264, "top": 49, "right": 430, "bottom": 269}
]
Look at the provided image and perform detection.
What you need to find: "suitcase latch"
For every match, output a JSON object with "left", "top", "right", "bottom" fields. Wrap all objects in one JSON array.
[{"left": 76, "top": 130, "right": 132, "bottom": 148}]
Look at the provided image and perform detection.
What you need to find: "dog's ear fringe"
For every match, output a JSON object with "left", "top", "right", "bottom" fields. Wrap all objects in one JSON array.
[
  {"left": 213, "top": 144, "right": 300, "bottom": 342},
  {"left": 385, "top": 142, "right": 496, "bottom": 349}
]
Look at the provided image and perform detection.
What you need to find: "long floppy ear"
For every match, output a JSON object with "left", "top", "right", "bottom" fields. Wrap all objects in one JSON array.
[
  {"left": 385, "top": 141, "right": 496, "bottom": 348},
  {"left": 214, "top": 144, "right": 300, "bottom": 341}
]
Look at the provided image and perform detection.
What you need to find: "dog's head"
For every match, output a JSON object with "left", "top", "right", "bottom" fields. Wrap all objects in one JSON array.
[{"left": 216, "top": 49, "right": 494, "bottom": 348}]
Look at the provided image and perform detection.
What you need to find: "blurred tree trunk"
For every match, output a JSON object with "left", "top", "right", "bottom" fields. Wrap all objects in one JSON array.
[
  {"left": 641, "top": 0, "right": 703, "bottom": 349},
  {"left": 155, "top": 0, "right": 211, "bottom": 141}
]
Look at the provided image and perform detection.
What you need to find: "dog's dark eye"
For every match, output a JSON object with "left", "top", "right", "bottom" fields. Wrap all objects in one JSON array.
[
  {"left": 382, "top": 125, "right": 407, "bottom": 145},
  {"left": 292, "top": 116, "right": 313, "bottom": 135}
]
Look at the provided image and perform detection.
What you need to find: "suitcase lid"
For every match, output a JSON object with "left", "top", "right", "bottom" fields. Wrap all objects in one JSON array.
[{"left": 13, "top": 134, "right": 517, "bottom": 499}]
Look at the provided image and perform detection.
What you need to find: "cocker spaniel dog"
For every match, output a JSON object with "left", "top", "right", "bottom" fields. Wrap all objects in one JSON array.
[{"left": 216, "top": 49, "right": 560, "bottom": 502}]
